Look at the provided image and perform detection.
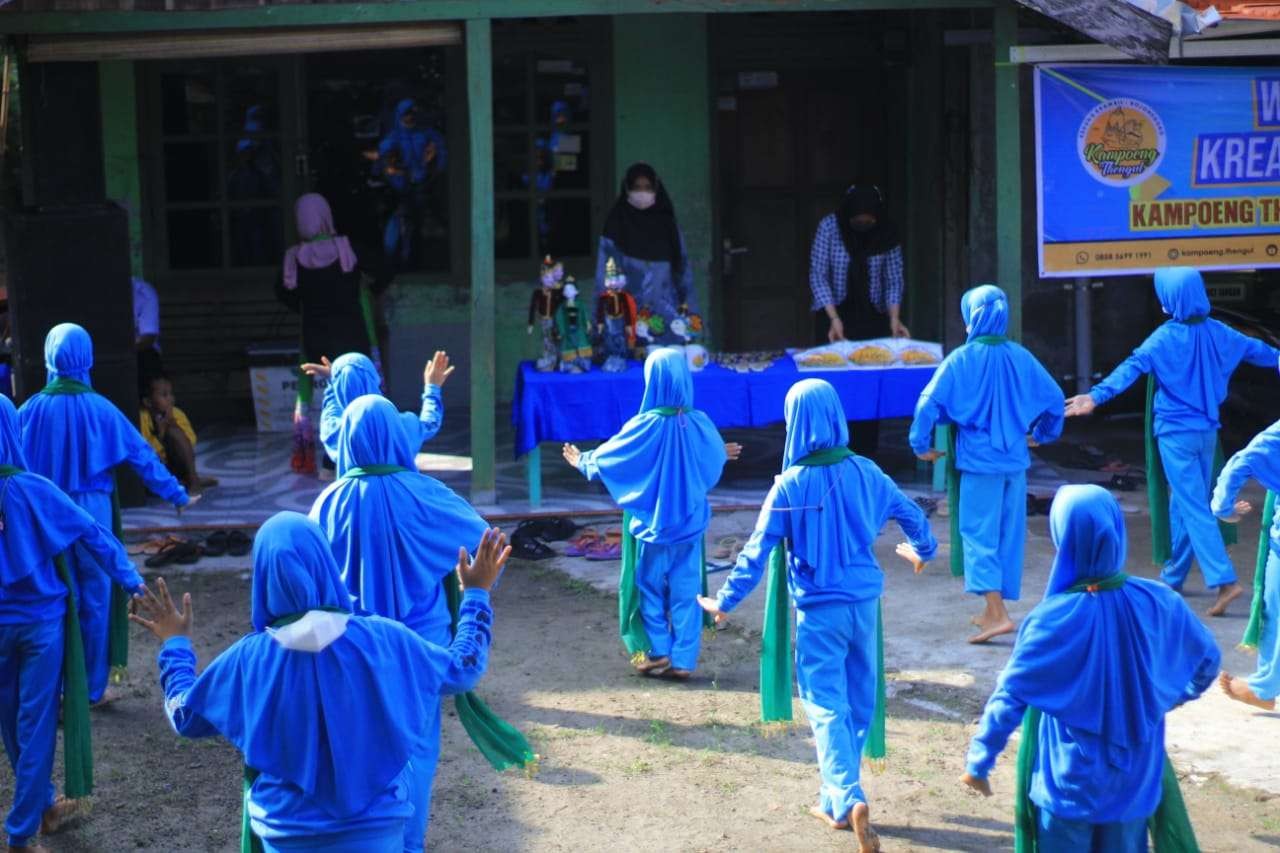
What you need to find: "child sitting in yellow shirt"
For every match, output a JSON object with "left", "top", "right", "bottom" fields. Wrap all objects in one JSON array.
[{"left": 140, "top": 374, "right": 216, "bottom": 494}]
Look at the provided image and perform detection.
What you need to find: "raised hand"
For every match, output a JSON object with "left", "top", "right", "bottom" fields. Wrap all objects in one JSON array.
[
  {"left": 724, "top": 442, "right": 743, "bottom": 462},
  {"left": 130, "top": 577, "right": 193, "bottom": 642},
  {"left": 423, "top": 350, "right": 455, "bottom": 387},
  {"left": 300, "top": 356, "right": 333, "bottom": 380},
  {"left": 1064, "top": 394, "right": 1096, "bottom": 417},
  {"left": 896, "top": 542, "right": 928, "bottom": 574},
  {"left": 457, "top": 528, "right": 512, "bottom": 592},
  {"left": 696, "top": 595, "right": 728, "bottom": 625}
]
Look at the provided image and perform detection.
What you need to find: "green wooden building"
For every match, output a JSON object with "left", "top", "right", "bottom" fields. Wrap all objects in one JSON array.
[{"left": 0, "top": 0, "right": 1059, "bottom": 503}]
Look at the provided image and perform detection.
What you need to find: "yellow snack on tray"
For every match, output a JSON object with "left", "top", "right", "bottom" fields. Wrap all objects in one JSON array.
[
  {"left": 900, "top": 347, "right": 940, "bottom": 365},
  {"left": 797, "top": 351, "right": 846, "bottom": 367},
  {"left": 849, "top": 345, "right": 894, "bottom": 366}
]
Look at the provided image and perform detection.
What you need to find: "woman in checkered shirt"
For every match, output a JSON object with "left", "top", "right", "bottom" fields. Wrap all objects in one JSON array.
[{"left": 808, "top": 184, "right": 911, "bottom": 456}]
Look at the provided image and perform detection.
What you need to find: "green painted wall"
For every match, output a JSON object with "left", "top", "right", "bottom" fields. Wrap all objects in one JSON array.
[
  {"left": 99, "top": 60, "right": 143, "bottom": 276},
  {"left": 612, "top": 14, "right": 714, "bottom": 341}
]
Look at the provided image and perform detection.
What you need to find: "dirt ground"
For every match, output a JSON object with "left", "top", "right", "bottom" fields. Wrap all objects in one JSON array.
[{"left": 6, "top": 551, "right": 1280, "bottom": 853}]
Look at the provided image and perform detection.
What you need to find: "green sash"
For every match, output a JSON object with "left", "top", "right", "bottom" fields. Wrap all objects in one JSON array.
[
  {"left": 444, "top": 573, "right": 538, "bottom": 772},
  {"left": 1013, "top": 574, "right": 1199, "bottom": 853},
  {"left": 971, "top": 335, "right": 1008, "bottom": 346},
  {"left": 341, "top": 465, "right": 410, "bottom": 479},
  {"left": 618, "top": 509, "right": 712, "bottom": 660},
  {"left": 41, "top": 378, "right": 94, "bottom": 396},
  {"left": 945, "top": 426, "right": 964, "bottom": 578},
  {"left": 241, "top": 766, "right": 263, "bottom": 853},
  {"left": 1241, "top": 490, "right": 1277, "bottom": 652},
  {"left": 757, "top": 447, "right": 887, "bottom": 762},
  {"left": 1144, "top": 375, "right": 1235, "bottom": 565}
]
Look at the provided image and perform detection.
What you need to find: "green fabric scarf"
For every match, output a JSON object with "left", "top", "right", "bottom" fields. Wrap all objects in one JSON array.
[
  {"left": 972, "top": 335, "right": 1008, "bottom": 346},
  {"left": 41, "top": 377, "right": 93, "bottom": 396},
  {"left": 108, "top": 481, "right": 129, "bottom": 679},
  {"left": 0, "top": 466, "right": 94, "bottom": 797},
  {"left": 358, "top": 284, "right": 379, "bottom": 355},
  {"left": 241, "top": 766, "right": 263, "bottom": 853},
  {"left": 617, "top": 509, "right": 713, "bottom": 660},
  {"left": 1013, "top": 575, "right": 1200, "bottom": 853},
  {"left": 444, "top": 572, "right": 538, "bottom": 772},
  {"left": 1241, "top": 490, "right": 1277, "bottom": 652},
  {"left": 757, "top": 447, "right": 887, "bottom": 761},
  {"left": 945, "top": 425, "right": 964, "bottom": 578},
  {"left": 1144, "top": 375, "right": 1235, "bottom": 566},
  {"left": 341, "top": 465, "right": 410, "bottom": 479}
]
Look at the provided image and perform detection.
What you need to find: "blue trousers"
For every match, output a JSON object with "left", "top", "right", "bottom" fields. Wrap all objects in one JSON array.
[
  {"left": 1158, "top": 431, "right": 1236, "bottom": 589},
  {"left": 1249, "top": 548, "right": 1280, "bottom": 701},
  {"left": 403, "top": 619, "right": 449, "bottom": 853},
  {"left": 1037, "top": 808, "right": 1147, "bottom": 853},
  {"left": 68, "top": 490, "right": 116, "bottom": 703},
  {"left": 634, "top": 539, "right": 703, "bottom": 671},
  {"left": 795, "top": 599, "right": 878, "bottom": 822},
  {"left": 261, "top": 826, "right": 403, "bottom": 853},
  {"left": 0, "top": 618, "right": 62, "bottom": 848},
  {"left": 959, "top": 471, "right": 1026, "bottom": 600}
]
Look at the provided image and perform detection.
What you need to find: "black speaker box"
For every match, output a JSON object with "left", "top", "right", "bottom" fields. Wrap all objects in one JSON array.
[
  {"left": 3, "top": 203, "right": 145, "bottom": 505},
  {"left": 19, "top": 62, "right": 105, "bottom": 209}
]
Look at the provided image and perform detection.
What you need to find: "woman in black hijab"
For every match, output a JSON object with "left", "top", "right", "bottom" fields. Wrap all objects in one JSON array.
[{"left": 596, "top": 163, "right": 701, "bottom": 348}]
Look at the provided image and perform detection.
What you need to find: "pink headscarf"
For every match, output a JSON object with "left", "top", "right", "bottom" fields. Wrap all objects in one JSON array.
[{"left": 282, "top": 193, "right": 358, "bottom": 290}]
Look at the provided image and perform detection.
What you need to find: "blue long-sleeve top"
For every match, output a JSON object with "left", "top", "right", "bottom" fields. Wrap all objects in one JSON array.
[
  {"left": 1212, "top": 418, "right": 1280, "bottom": 550},
  {"left": 715, "top": 457, "right": 937, "bottom": 613},
  {"left": 1088, "top": 319, "right": 1278, "bottom": 436},
  {"left": 320, "top": 383, "right": 442, "bottom": 464},
  {"left": 965, "top": 644, "right": 1218, "bottom": 823},
  {"left": 157, "top": 590, "right": 491, "bottom": 841}
]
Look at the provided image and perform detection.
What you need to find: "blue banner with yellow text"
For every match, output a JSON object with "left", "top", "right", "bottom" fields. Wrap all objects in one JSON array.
[{"left": 1036, "top": 64, "right": 1280, "bottom": 277}]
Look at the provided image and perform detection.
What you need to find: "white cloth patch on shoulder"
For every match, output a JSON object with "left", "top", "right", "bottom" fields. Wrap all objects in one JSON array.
[{"left": 267, "top": 610, "right": 351, "bottom": 652}]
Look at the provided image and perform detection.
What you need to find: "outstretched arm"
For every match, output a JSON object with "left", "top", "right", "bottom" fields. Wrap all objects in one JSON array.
[
  {"left": 710, "top": 484, "right": 788, "bottom": 615},
  {"left": 964, "top": 683, "right": 1027, "bottom": 785},
  {"left": 132, "top": 578, "right": 218, "bottom": 738}
]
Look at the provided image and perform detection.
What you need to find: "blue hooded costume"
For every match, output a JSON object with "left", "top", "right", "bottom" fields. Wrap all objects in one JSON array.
[
  {"left": 17, "top": 323, "right": 187, "bottom": 702},
  {"left": 378, "top": 99, "right": 446, "bottom": 267},
  {"left": 0, "top": 394, "right": 139, "bottom": 849},
  {"left": 910, "top": 285, "right": 1064, "bottom": 601},
  {"left": 1213, "top": 419, "right": 1280, "bottom": 700},
  {"left": 318, "top": 353, "right": 443, "bottom": 464},
  {"left": 714, "top": 379, "right": 937, "bottom": 822},
  {"left": 1088, "top": 267, "right": 1278, "bottom": 591},
  {"left": 155, "top": 512, "right": 492, "bottom": 853},
  {"left": 576, "top": 348, "right": 727, "bottom": 670},
  {"left": 310, "top": 394, "right": 487, "bottom": 850},
  {"left": 966, "top": 486, "right": 1219, "bottom": 850}
]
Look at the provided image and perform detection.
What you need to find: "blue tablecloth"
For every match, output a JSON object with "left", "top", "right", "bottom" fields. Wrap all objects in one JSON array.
[{"left": 512, "top": 358, "right": 936, "bottom": 458}]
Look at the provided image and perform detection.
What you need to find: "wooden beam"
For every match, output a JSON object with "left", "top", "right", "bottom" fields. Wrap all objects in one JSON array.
[
  {"left": 993, "top": 0, "right": 1022, "bottom": 340},
  {"left": 466, "top": 17, "right": 496, "bottom": 505},
  {"left": 1014, "top": 0, "right": 1173, "bottom": 63},
  {"left": 0, "top": 0, "right": 993, "bottom": 36}
]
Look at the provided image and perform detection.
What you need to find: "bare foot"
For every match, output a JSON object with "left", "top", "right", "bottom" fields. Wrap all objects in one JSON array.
[
  {"left": 968, "top": 619, "right": 1016, "bottom": 645},
  {"left": 1207, "top": 583, "right": 1244, "bottom": 618},
  {"left": 91, "top": 687, "right": 122, "bottom": 709},
  {"left": 850, "top": 802, "right": 881, "bottom": 853},
  {"left": 634, "top": 656, "right": 670, "bottom": 676},
  {"left": 40, "top": 795, "right": 89, "bottom": 834},
  {"left": 662, "top": 668, "right": 693, "bottom": 681},
  {"left": 970, "top": 614, "right": 984, "bottom": 628},
  {"left": 808, "top": 805, "right": 849, "bottom": 830},
  {"left": 1219, "top": 671, "right": 1276, "bottom": 710}
]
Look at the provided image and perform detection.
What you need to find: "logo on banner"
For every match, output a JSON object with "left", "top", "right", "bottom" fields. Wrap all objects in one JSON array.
[{"left": 1077, "top": 98, "right": 1166, "bottom": 187}]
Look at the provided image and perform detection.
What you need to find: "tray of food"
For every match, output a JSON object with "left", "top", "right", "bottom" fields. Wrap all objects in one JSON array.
[{"left": 791, "top": 339, "right": 943, "bottom": 372}]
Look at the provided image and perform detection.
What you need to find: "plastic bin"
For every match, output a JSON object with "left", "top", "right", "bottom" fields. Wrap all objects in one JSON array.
[{"left": 246, "top": 342, "right": 325, "bottom": 433}]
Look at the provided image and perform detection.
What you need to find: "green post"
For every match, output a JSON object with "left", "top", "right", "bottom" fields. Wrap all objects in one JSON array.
[
  {"left": 613, "top": 14, "right": 713, "bottom": 339},
  {"left": 467, "top": 19, "right": 496, "bottom": 504},
  {"left": 993, "top": 1, "right": 1022, "bottom": 340},
  {"left": 99, "top": 60, "right": 143, "bottom": 276}
]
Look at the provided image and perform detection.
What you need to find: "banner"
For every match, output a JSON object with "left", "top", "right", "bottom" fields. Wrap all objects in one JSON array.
[{"left": 1036, "top": 64, "right": 1280, "bottom": 277}]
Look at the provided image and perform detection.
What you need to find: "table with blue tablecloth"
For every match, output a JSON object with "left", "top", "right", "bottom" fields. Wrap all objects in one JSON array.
[{"left": 512, "top": 357, "right": 937, "bottom": 505}]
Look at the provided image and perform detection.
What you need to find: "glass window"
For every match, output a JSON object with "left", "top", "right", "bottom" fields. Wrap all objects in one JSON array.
[
  {"left": 166, "top": 210, "right": 222, "bottom": 270},
  {"left": 493, "top": 51, "right": 595, "bottom": 263}
]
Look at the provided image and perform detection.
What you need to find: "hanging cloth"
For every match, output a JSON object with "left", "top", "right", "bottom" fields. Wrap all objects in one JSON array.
[
  {"left": 1241, "top": 490, "right": 1277, "bottom": 652},
  {"left": 1144, "top": 375, "right": 1236, "bottom": 565},
  {"left": 755, "top": 447, "right": 887, "bottom": 763}
]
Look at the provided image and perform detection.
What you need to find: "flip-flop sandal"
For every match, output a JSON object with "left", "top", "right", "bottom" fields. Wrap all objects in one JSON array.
[
  {"left": 204, "top": 530, "right": 229, "bottom": 558},
  {"left": 175, "top": 542, "right": 203, "bottom": 565},
  {"left": 540, "top": 517, "right": 579, "bottom": 541},
  {"left": 709, "top": 535, "right": 741, "bottom": 561},
  {"left": 584, "top": 539, "right": 623, "bottom": 561},
  {"left": 510, "top": 532, "right": 555, "bottom": 561},
  {"left": 145, "top": 540, "right": 187, "bottom": 569},
  {"left": 565, "top": 528, "right": 599, "bottom": 557},
  {"left": 227, "top": 530, "right": 252, "bottom": 557},
  {"left": 913, "top": 496, "right": 938, "bottom": 517}
]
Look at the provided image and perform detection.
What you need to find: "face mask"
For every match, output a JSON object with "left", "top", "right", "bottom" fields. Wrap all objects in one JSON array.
[
  {"left": 628, "top": 190, "right": 657, "bottom": 210},
  {"left": 850, "top": 219, "right": 875, "bottom": 233}
]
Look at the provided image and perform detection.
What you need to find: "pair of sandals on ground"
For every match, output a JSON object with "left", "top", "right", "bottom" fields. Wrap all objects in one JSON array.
[{"left": 136, "top": 529, "right": 252, "bottom": 567}]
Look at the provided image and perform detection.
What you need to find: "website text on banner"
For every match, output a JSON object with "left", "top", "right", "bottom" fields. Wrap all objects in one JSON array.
[{"left": 1036, "top": 64, "right": 1280, "bottom": 277}]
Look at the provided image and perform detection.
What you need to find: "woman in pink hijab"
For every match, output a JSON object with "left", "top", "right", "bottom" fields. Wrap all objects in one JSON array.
[{"left": 278, "top": 193, "right": 375, "bottom": 474}]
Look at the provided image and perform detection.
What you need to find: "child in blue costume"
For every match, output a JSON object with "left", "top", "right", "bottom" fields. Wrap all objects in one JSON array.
[
  {"left": 0, "top": 395, "right": 142, "bottom": 853},
  {"left": 1211, "top": 418, "right": 1280, "bottom": 710},
  {"left": 131, "top": 512, "right": 509, "bottom": 853},
  {"left": 909, "top": 285, "right": 1064, "bottom": 643},
  {"left": 17, "top": 323, "right": 189, "bottom": 705},
  {"left": 562, "top": 348, "right": 734, "bottom": 678},
  {"left": 302, "top": 349, "right": 450, "bottom": 463},
  {"left": 309, "top": 394, "right": 489, "bottom": 851},
  {"left": 1066, "top": 267, "right": 1279, "bottom": 617},
  {"left": 700, "top": 379, "right": 937, "bottom": 852},
  {"left": 962, "top": 485, "right": 1220, "bottom": 852}
]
